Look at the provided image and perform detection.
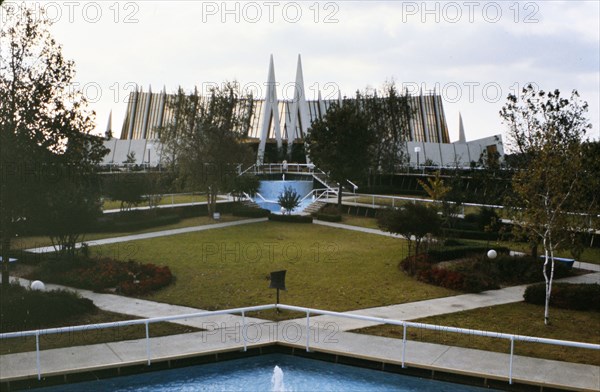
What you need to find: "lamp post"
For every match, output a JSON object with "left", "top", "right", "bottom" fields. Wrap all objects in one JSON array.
[
  {"left": 146, "top": 144, "right": 152, "bottom": 169},
  {"left": 414, "top": 146, "right": 421, "bottom": 170}
]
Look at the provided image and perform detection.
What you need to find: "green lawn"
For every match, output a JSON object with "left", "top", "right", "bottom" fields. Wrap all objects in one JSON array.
[
  {"left": 340, "top": 215, "right": 380, "bottom": 229},
  {"left": 0, "top": 310, "right": 197, "bottom": 355},
  {"left": 89, "top": 221, "right": 456, "bottom": 318},
  {"left": 355, "top": 302, "right": 600, "bottom": 366},
  {"left": 10, "top": 214, "right": 248, "bottom": 251}
]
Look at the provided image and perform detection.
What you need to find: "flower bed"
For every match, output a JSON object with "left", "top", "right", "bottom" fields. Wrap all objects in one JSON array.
[
  {"left": 400, "top": 253, "right": 571, "bottom": 293},
  {"left": 37, "top": 257, "right": 173, "bottom": 296}
]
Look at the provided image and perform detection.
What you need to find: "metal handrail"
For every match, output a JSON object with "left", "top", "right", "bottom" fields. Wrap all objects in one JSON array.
[
  {"left": 299, "top": 188, "right": 332, "bottom": 203},
  {"left": 1, "top": 303, "right": 598, "bottom": 384}
]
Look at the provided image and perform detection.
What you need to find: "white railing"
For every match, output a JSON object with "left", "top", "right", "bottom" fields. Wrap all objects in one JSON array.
[
  {"left": 346, "top": 179, "right": 358, "bottom": 193},
  {"left": 1, "top": 304, "right": 598, "bottom": 384},
  {"left": 299, "top": 188, "right": 337, "bottom": 203},
  {"left": 241, "top": 163, "right": 321, "bottom": 175},
  {"left": 338, "top": 191, "right": 507, "bottom": 213}
]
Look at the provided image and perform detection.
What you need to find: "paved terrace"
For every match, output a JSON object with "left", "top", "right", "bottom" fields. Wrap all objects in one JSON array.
[{"left": 2, "top": 218, "right": 599, "bottom": 390}]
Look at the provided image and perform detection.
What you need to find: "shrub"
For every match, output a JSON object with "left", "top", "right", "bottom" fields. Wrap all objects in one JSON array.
[
  {"left": 399, "top": 254, "right": 434, "bottom": 275},
  {"left": 400, "top": 252, "right": 571, "bottom": 294},
  {"left": 277, "top": 186, "right": 301, "bottom": 214},
  {"left": 427, "top": 245, "right": 510, "bottom": 262},
  {"left": 315, "top": 213, "right": 342, "bottom": 222},
  {"left": 418, "top": 267, "right": 465, "bottom": 291},
  {"left": 232, "top": 205, "right": 271, "bottom": 217},
  {"left": 36, "top": 257, "right": 173, "bottom": 296},
  {"left": 268, "top": 214, "right": 313, "bottom": 223},
  {"left": 0, "top": 283, "right": 96, "bottom": 332},
  {"left": 442, "top": 228, "right": 499, "bottom": 241},
  {"left": 95, "top": 213, "right": 180, "bottom": 232},
  {"left": 524, "top": 283, "right": 600, "bottom": 311},
  {"left": 118, "top": 263, "right": 173, "bottom": 295}
]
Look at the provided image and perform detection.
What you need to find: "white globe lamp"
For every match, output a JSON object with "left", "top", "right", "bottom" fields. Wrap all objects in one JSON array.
[
  {"left": 30, "top": 280, "right": 46, "bottom": 291},
  {"left": 487, "top": 249, "right": 498, "bottom": 259}
]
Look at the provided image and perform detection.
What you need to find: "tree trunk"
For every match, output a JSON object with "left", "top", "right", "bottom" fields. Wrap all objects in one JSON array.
[
  {"left": 207, "top": 187, "right": 214, "bottom": 217},
  {"left": 542, "top": 235, "right": 555, "bottom": 325},
  {"left": 337, "top": 183, "right": 343, "bottom": 213},
  {"left": 1, "top": 236, "right": 11, "bottom": 290}
]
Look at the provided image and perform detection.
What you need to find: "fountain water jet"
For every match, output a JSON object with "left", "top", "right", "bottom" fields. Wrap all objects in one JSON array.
[{"left": 271, "top": 365, "right": 285, "bottom": 392}]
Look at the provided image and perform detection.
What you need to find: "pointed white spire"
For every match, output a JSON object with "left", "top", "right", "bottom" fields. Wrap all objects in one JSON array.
[
  {"left": 105, "top": 110, "right": 113, "bottom": 138},
  {"left": 287, "top": 54, "right": 310, "bottom": 157},
  {"left": 318, "top": 90, "right": 326, "bottom": 118},
  {"left": 458, "top": 112, "right": 466, "bottom": 143},
  {"left": 257, "top": 54, "right": 282, "bottom": 164}
]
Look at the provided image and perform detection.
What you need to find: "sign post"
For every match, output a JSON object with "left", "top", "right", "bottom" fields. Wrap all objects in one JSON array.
[{"left": 269, "top": 270, "right": 287, "bottom": 312}]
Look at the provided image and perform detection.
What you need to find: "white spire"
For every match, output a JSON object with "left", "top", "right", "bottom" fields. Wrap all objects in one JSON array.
[
  {"left": 257, "top": 54, "right": 282, "bottom": 164},
  {"left": 317, "top": 90, "right": 326, "bottom": 118},
  {"left": 287, "top": 54, "right": 310, "bottom": 157},
  {"left": 105, "top": 110, "right": 113, "bottom": 139},
  {"left": 458, "top": 112, "right": 466, "bottom": 143}
]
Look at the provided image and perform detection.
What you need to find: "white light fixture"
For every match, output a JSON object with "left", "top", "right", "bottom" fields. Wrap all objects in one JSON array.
[{"left": 31, "top": 280, "right": 45, "bottom": 291}]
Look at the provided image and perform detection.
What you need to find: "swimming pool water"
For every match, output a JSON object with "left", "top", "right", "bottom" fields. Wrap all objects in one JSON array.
[
  {"left": 38, "top": 354, "right": 498, "bottom": 391},
  {"left": 256, "top": 180, "right": 313, "bottom": 214}
]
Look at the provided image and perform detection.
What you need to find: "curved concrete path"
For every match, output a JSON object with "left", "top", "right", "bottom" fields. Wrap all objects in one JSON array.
[
  {"left": 2, "top": 217, "right": 599, "bottom": 390},
  {"left": 26, "top": 217, "right": 268, "bottom": 254}
]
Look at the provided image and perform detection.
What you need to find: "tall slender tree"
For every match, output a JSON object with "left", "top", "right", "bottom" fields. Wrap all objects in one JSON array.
[
  {"left": 500, "top": 84, "right": 592, "bottom": 324},
  {"left": 159, "top": 84, "right": 254, "bottom": 217}
]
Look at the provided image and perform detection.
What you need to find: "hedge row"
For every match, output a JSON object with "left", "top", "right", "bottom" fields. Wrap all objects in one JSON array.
[
  {"left": 0, "top": 284, "right": 96, "bottom": 332},
  {"left": 401, "top": 253, "right": 571, "bottom": 293},
  {"left": 442, "top": 228, "right": 503, "bottom": 241},
  {"left": 232, "top": 206, "right": 271, "bottom": 218},
  {"left": 524, "top": 283, "right": 600, "bottom": 311},
  {"left": 37, "top": 257, "right": 173, "bottom": 296},
  {"left": 268, "top": 214, "right": 313, "bottom": 223},
  {"left": 315, "top": 213, "right": 342, "bottom": 222},
  {"left": 426, "top": 245, "right": 510, "bottom": 262},
  {"left": 95, "top": 214, "right": 181, "bottom": 232}
]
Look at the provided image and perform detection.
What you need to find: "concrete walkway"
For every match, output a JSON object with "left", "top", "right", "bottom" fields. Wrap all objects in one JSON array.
[
  {"left": 102, "top": 196, "right": 233, "bottom": 215},
  {"left": 1, "top": 314, "right": 599, "bottom": 391},
  {"left": 26, "top": 218, "right": 268, "bottom": 254},
  {"left": 290, "top": 272, "right": 600, "bottom": 331},
  {"left": 2, "top": 217, "right": 599, "bottom": 389},
  {"left": 7, "top": 276, "right": 266, "bottom": 330}
]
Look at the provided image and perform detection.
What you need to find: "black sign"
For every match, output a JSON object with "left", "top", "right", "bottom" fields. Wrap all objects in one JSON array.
[{"left": 269, "top": 270, "right": 286, "bottom": 290}]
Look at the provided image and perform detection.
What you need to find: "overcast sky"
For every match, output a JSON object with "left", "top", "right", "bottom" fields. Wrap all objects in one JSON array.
[{"left": 8, "top": 1, "right": 599, "bottom": 148}]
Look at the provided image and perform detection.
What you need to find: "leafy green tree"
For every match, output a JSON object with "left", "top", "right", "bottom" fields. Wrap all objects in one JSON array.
[
  {"left": 277, "top": 186, "right": 301, "bottom": 215},
  {"left": 580, "top": 141, "right": 600, "bottom": 243},
  {"left": 0, "top": 5, "right": 107, "bottom": 288},
  {"left": 418, "top": 171, "right": 462, "bottom": 239},
  {"left": 159, "top": 84, "right": 254, "bottom": 218},
  {"left": 229, "top": 175, "right": 260, "bottom": 202},
  {"left": 378, "top": 203, "right": 441, "bottom": 274},
  {"left": 123, "top": 151, "right": 137, "bottom": 165},
  {"left": 34, "top": 176, "right": 102, "bottom": 259},
  {"left": 418, "top": 172, "right": 451, "bottom": 201},
  {"left": 104, "top": 174, "right": 147, "bottom": 211},
  {"left": 306, "top": 99, "right": 375, "bottom": 210},
  {"left": 500, "top": 84, "right": 592, "bottom": 325}
]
